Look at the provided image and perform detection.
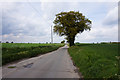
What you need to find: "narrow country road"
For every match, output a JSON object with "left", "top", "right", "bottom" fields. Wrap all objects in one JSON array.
[{"left": 2, "top": 45, "right": 80, "bottom": 78}]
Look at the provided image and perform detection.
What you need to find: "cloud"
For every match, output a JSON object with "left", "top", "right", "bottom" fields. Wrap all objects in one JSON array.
[
  {"left": 2, "top": 2, "right": 65, "bottom": 43},
  {"left": 2, "top": 2, "right": 50, "bottom": 36},
  {"left": 1, "top": 2, "right": 118, "bottom": 43},
  {"left": 2, "top": 33, "right": 51, "bottom": 43},
  {"left": 0, "top": 0, "right": 119, "bottom": 2},
  {"left": 75, "top": 24, "right": 118, "bottom": 43},
  {"left": 103, "top": 6, "right": 118, "bottom": 25},
  {"left": 2, "top": 32, "right": 64, "bottom": 43}
]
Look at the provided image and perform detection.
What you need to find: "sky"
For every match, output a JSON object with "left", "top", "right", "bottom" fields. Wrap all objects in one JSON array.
[{"left": 0, "top": 0, "right": 119, "bottom": 43}]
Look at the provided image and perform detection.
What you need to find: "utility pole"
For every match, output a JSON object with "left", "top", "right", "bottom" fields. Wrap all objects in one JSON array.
[{"left": 51, "top": 25, "right": 53, "bottom": 43}]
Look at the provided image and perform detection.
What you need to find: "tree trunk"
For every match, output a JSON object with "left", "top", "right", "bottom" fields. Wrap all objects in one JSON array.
[{"left": 69, "top": 36, "right": 75, "bottom": 47}]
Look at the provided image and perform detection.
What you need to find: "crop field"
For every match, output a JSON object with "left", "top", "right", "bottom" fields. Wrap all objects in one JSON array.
[
  {"left": 2, "top": 43, "right": 64, "bottom": 65},
  {"left": 68, "top": 43, "right": 119, "bottom": 79}
]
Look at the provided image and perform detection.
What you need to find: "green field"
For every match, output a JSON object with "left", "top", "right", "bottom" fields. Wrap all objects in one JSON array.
[
  {"left": 68, "top": 43, "right": 119, "bottom": 79},
  {"left": 2, "top": 43, "right": 64, "bottom": 65}
]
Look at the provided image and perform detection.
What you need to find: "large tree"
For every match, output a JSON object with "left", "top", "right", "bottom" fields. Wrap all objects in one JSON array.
[{"left": 53, "top": 11, "right": 92, "bottom": 46}]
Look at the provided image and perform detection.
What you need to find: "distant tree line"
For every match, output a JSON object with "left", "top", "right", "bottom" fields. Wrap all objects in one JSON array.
[
  {"left": 0, "top": 41, "right": 119, "bottom": 44},
  {"left": 0, "top": 41, "right": 14, "bottom": 43}
]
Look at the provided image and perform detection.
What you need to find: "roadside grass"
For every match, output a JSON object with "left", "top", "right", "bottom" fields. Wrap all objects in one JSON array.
[
  {"left": 68, "top": 43, "right": 119, "bottom": 79},
  {"left": 8, "top": 66, "right": 16, "bottom": 68},
  {"left": 2, "top": 43, "right": 64, "bottom": 66}
]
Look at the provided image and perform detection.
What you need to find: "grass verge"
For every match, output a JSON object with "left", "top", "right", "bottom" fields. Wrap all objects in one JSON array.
[
  {"left": 2, "top": 43, "right": 64, "bottom": 66},
  {"left": 68, "top": 43, "right": 119, "bottom": 79}
]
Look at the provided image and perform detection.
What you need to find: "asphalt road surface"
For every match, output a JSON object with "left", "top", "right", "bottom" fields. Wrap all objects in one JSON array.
[{"left": 2, "top": 45, "right": 80, "bottom": 78}]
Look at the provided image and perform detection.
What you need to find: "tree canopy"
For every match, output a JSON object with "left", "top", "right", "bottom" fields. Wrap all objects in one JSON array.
[{"left": 53, "top": 11, "right": 92, "bottom": 46}]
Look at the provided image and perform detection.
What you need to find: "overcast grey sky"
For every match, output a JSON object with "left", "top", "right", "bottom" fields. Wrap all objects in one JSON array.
[{"left": 0, "top": 0, "right": 119, "bottom": 43}]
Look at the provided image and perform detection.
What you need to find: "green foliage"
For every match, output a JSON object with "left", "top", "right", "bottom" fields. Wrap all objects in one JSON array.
[
  {"left": 2, "top": 43, "right": 64, "bottom": 65},
  {"left": 53, "top": 11, "right": 92, "bottom": 46},
  {"left": 68, "top": 43, "right": 119, "bottom": 79},
  {"left": 61, "top": 40, "right": 65, "bottom": 43},
  {"left": 8, "top": 66, "right": 16, "bottom": 68}
]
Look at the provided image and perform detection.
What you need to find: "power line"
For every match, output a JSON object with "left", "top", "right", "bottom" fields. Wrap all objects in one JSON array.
[
  {"left": 27, "top": 0, "right": 41, "bottom": 17},
  {"left": 27, "top": 0, "right": 53, "bottom": 43}
]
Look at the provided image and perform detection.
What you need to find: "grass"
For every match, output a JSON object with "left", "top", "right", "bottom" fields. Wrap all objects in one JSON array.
[
  {"left": 68, "top": 43, "right": 119, "bottom": 79},
  {"left": 2, "top": 43, "right": 64, "bottom": 66},
  {"left": 8, "top": 66, "right": 16, "bottom": 68}
]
